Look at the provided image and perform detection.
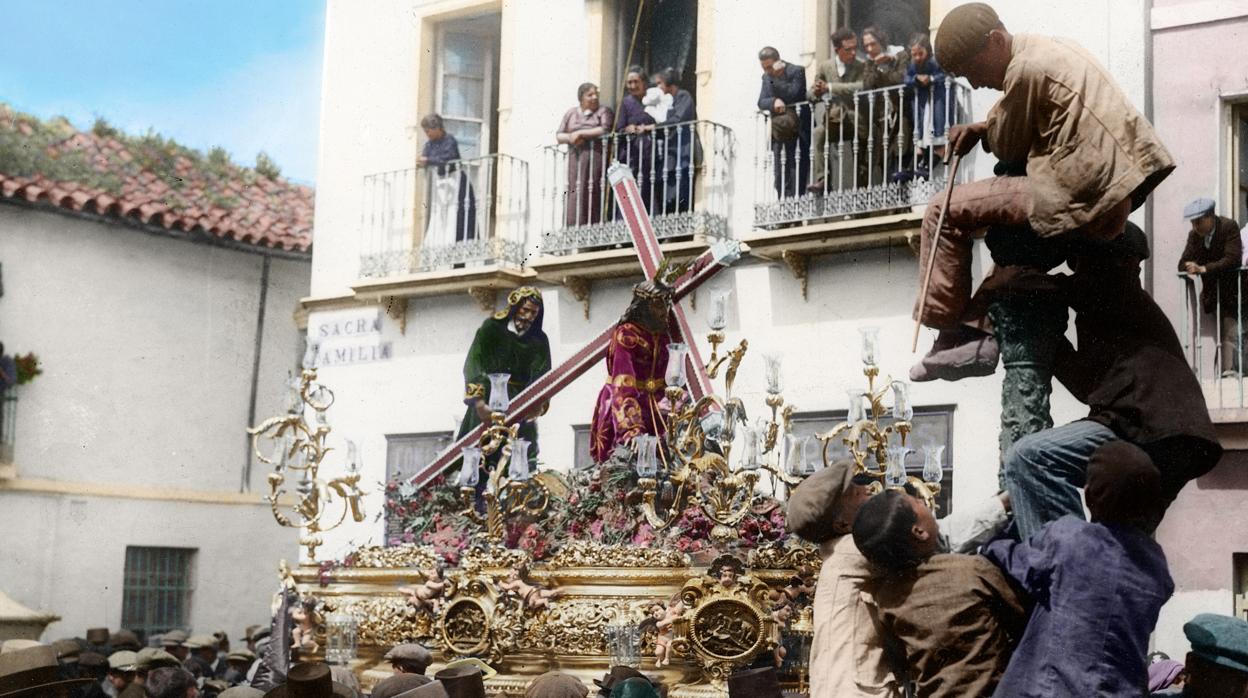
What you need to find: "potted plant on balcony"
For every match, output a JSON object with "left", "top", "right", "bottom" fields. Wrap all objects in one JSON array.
[{"left": 14, "top": 353, "right": 41, "bottom": 385}]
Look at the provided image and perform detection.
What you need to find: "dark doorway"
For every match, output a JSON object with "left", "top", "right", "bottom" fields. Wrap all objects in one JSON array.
[
  {"left": 616, "top": 0, "right": 698, "bottom": 102},
  {"left": 847, "top": 0, "right": 929, "bottom": 49}
]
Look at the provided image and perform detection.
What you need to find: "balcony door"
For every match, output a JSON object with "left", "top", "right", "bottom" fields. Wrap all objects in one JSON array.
[{"left": 435, "top": 15, "right": 500, "bottom": 161}]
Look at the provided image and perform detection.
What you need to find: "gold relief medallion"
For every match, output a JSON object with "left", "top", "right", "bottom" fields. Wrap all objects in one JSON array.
[
  {"left": 441, "top": 598, "right": 491, "bottom": 656},
  {"left": 690, "top": 598, "right": 764, "bottom": 661}
]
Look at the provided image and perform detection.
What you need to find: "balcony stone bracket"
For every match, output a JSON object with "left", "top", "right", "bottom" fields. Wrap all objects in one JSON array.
[
  {"left": 384, "top": 296, "right": 408, "bottom": 335},
  {"left": 780, "top": 250, "right": 810, "bottom": 301},
  {"left": 562, "top": 275, "right": 592, "bottom": 319},
  {"left": 467, "top": 287, "right": 498, "bottom": 313}
]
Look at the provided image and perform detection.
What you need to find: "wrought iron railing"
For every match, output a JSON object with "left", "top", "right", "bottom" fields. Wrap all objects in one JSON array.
[
  {"left": 753, "top": 79, "right": 975, "bottom": 228},
  {"left": 358, "top": 154, "right": 529, "bottom": 278},
  {"left": 539, "top": 120, "right": 735, "bottom": 255},
  {"left": 1178, "top": 268, "right": 1248, "bottom": 408},
  {"left": 1, "top": 391, "right": 15, "bottom": 464}
]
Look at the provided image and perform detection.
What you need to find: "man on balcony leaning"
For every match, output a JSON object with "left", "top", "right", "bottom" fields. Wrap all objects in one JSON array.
[
  {"left": 1177, "top": 197, "right": 1246, "bottom": 377},
  {"left": 912, "top": 3, "right": 1174, "bottom": 378}
]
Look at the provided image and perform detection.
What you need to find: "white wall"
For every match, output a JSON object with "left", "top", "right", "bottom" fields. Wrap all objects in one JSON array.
[{"left": 0, "top": 204, "right": 307, "bottom": 638}]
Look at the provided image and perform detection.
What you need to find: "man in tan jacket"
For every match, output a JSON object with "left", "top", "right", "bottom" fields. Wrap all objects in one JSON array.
[
  {"left": 787, "top": 460, "right": 1010, "bottom": 697},
  {"left": 912, "top": 3, "right": 1174, "bottom": 378}
]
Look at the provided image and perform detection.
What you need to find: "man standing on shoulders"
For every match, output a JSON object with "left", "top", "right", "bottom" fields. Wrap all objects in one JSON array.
[
  {"left": 1178, "top": 197, "right": 1245, "bottom": 377},
  {"left": 808, "top": 28, "right": 866, "bottom": 194},
  {"left": 757, "top": 46, "right": 810, "bottom": 198}
]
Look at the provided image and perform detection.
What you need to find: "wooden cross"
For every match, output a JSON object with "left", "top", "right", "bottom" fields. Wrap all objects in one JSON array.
[{"left": 404, "top": 164, "right": 740, "bottom": 490}]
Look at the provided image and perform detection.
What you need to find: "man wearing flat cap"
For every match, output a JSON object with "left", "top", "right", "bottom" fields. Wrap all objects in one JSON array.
[
  {"left": 162, "top": 630, "right": 190, "bottom": 662},
  {"left": 384, "top": 643, "right": 433, "bottom": 676},
  {"left": 786, "top": 459, "right": 1010, "bottom": 698},
  {"left": 912, "top": 2, "right": 1174, "bottom": 375},
  {"left": 1178, "top": 197, "right": 1246, "bottom": 376}
]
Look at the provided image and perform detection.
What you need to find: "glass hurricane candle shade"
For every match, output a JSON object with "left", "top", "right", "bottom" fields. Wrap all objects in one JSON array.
[
  {"left": 800, "top": 436, "right": 820, "bottom": 475},
  {"left": 510, "top": 438, "right": 532, "bottom": 481},
  {"left": 324, "top": 611, "right": 358, "bottom": 665},
  {"left": 708, "top": 291, "right": 730, "bottom": 331},
  {"left": 922, "top": 444, "right": 944, "bottom": 484},
  {"left": 346, "top": 439, "right": 360, "bottom": 474},
  {"left": 634, "top": 435, "right": 659, "bottom": 478},
  {"left": 892, "top": 381, "right": 914, "bottom": 421},
  {"left": 459, "top": 446, "right": 483, "bottom": 487},
  {"left": 859, "top": 326, "right": 880, "bottom": 367},
  {"left": 665, "top": 343, "right": 690, "bottom": 388},
  {"left": 740, "top": 427, "right": 760, "bottom": 470},
  {"left": 847, "top": 390, "right": 867, "bottom": 424},
  {"left": 885, "top": 445, "right": 910, "bottom": 488},
  {"left": 762, "top": 353, "right": 783, "bottom": 393},
  {"left": 487, "top": 373, "right": 512, "bottom": 412}
]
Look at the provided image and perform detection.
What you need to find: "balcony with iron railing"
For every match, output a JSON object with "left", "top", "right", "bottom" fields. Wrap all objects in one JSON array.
[
  {"left": 352, "top": 153, "right": 532, "bottom": 304},
  {"left": 1178, "top": 269, "right": 1248, "bottom": 414},
  {"left": 532, "top": 120, "right": 734, "bottom": 267},
  {"left": 754, "top": 79, "right": 974, "bottom": 226}
]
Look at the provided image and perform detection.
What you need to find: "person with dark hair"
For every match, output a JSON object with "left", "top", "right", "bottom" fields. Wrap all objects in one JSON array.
[
  {"left": 983, "top": 441, "right": 1174, "bottom": 697},
  {"left": 808, "top": 28, "right": 865, "bottom": 194},
  {"left": 758, "top": 46, "right": 810, "bottom": 198},
  {"left": 787, "top": 460, "right": 1011, "bottom": 698},
  {"left": 912, "top": 3, "right": 1174, "bottom": 373},
  {"left": 616, "top": 66, "right": 658, "bottom": 211},
  {"left": 589, "top": 278, "right": 676, "bottom": 463},
  {"left": 1003, "top": 223, "right": 1222, "bottom": 539},
  {"left": 1177, "top": 196, "right": 1245, "bottom": 376},
  {"left": 418, "top": 112, "right": 477, "bottom": 246},
  {"left": 904, "top": 33, "right": 948, "bottom": 162},
  {"left": 557, "top": 82, "right": 614, "bottom": 226},
  {"left": 851, "top": 490, "right": 1026, "bottom": 698},
  {"left": 654, "top": 68, "right": 698, "bottom": 214},
  {"left": 860, "top": 26, "right": 911, "bottom": 183},
  {"left": 143, "top": 667, "right": 197, "bottom": 698},
  {"left": 455, "top": 287, "right": 551, "bottom": 498}
]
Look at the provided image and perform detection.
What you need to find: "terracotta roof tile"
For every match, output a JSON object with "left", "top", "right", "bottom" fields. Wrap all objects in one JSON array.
[{"left": 0, "top": 105, "right": 312, "bottom": 253}]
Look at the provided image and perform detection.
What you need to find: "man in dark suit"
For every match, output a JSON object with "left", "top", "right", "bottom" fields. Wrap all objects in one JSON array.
[
  {"left": 1178, "top": 197, "right": 1245, "bottom": 376},
  {"left": 758, "top": 46, "right": 810, "bottom": 198},
  {"left": 808, "top": 28, "right": 867, "bottom": 193}
]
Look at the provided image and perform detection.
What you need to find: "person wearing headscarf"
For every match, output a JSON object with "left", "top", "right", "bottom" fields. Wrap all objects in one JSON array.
[
  {"left": 589, "top": 279, "right": 676, "bottom": 463},
  {"left": 1148, "top": 659, "right": 1186, "bottom": 695},
  {"left": 983, "top": 441, "right": 1174, "bottom": 697}
]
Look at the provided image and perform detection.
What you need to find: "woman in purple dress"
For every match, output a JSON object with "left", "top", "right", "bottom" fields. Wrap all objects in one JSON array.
[
  {"left": 615, "top": 66, "right": 657, "bottom": 211},
  {"left": 556, "top": 82, "right": 614, "bottom": 227}
]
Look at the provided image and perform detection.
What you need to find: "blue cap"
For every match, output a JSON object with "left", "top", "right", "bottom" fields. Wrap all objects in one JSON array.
[{"left": 1184, "top": 197, "right": 1215, "bottom": 220}]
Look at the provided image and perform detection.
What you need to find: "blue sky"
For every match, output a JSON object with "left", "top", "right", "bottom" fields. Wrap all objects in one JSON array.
[{"left": 0, "top": 1, "right": 325, "bottom": 184}]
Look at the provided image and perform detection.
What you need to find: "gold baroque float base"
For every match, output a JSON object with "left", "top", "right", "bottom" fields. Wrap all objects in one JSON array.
[{"left": 291, "top": 542, "right": 819, "bottom": 697}]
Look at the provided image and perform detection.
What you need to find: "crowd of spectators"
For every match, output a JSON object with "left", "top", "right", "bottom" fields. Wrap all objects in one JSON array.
[{"left": 757, "top": 25, "right": 953, "bottom": 199}]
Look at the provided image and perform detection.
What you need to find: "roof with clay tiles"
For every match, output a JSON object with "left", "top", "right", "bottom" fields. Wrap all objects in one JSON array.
[{"left": 0, "top": 104, "right": 312, "bottom": 253}]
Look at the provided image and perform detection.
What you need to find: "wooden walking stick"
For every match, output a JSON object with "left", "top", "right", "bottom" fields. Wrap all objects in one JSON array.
[{"left": 912, "top": 153, "right": 964, "bottom": 352}]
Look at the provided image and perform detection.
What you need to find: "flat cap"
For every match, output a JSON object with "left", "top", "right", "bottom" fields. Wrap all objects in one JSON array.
[
  {"left": 184, "top": 634, "right": 218, "bottom": 650},
  {"left": 1184, "top": 197, "right": 1216, "bottom": 220},
  {"left": 85, "top": 628, "right": 110, "bottom": 645},
  {"left": 160, "top": 629, "right": 189, "bottom": 646},
  {"left": 78, "top": 652, "right": 108, "bottom": 669},
  {"left": 372, "top": 674, "right": 433, "bottom": 698},
  {"left": 383, "top": 643, "right": 433, "bottom": 667},
  {"left": 785, "top": 459, "right": 861, "bottom": 543},
  {"left": 524, "top": 671, "right": 588, "bottom": 698},
  {"left": 227, "top": 649, "right": 257, "bottom": 663},
  {"left": 52, "top": 639, "right": 81, "bottom": 662},
  {"left": 136, "top": 648, "right": 182, "bottom": 670},
  {"left": 935, "top": 2, "right": 1001, "bottom": 76},
  {"left": 110, "top": 630, "right": 142, "bottom": 651},
  {"left": 108, "top": 650, "right": 139, "bottom": 672}
]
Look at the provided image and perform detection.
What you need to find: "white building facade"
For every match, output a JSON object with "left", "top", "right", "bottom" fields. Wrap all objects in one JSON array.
[{"left": 306, "top": 0, "right": 1240, "bottom": 657}]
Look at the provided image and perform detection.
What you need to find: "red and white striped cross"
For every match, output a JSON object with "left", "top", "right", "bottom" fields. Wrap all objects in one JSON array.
[{"left": 405, "top": 164, "right": 740, "bottom": 491}]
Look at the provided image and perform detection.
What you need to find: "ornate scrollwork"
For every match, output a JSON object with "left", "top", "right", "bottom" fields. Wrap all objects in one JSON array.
[
  {"left": 342, "top": 597, "right": 435, "bottom": 646},
  {"left": 459, "top": 545, "right": 531, "bottom": 575},
  {"left": 547, "top": 541, "right": 690, "bottom": 569},
  {"left": 347, "top": 544, "right": 440, "bottom": 569},
  {"left": 441, "top": 598, "right": 492, "bottom": 656},
  {"left": 518, "top": 599, "right": 625, "bottom": 655},
  {"left": 748, "top": 542, "right": 822, "bottom": 571},
  {"left": 670, "top": 568, "right": 776, "bottom": 683}
]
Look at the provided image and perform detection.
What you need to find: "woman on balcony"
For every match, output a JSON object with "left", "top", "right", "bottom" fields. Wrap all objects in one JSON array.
[
  {"left": 557, "top": 82, "right": 614, "bottom": 227},
  {"left": 615, "top": 66, "right": 657, "bottom": 212},
  {"left": 418, "top": 113, "right": 477, "bottom": 248}
]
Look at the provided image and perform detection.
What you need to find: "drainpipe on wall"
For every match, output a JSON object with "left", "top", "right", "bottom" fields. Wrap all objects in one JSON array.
[
  {"left": 1143, "top": 0, "right": 1156, "bottom": 295},
  {"left": 242, "top": 254, "right": 272, "bottom": 493}
]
